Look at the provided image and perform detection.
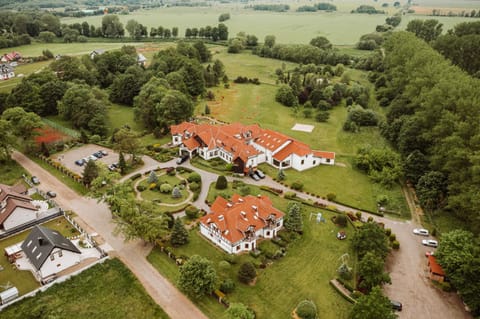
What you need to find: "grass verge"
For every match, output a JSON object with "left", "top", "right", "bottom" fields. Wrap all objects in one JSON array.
[{"left": 1, "top": 258, "right": 170, "bottom": 319}]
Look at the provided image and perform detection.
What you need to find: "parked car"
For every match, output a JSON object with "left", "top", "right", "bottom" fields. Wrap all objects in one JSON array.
[
  {"left": 422, "top": 239, "right": 438, "bottom": 248},
  {"left": 250, "top": 172, "right": 260, "bottom": 181},
  {"left": 390, "top": 300, "right": 402, "bottom": 311},
  {"left": 254, "top": 169, "right": 266, "bottom": 179},
  {"left": 31, "top": 176, "right": 40, "bottom": 185},
  {"left": 88, "top": 155, "right": 98, "bottom": 161},
  {"left": 413, "top": 228, "right": 429, "bottom": 236},
  {"left": 108, "top": 163, "right": 118, "bottom": 171},
  {"left": 75, "top": 159, "right": 85, "bottom": 166},
  {"left": 176, "top": 154, "right": 189, "bottom": 164},
  {"left": 93, "top": 151, "right": 103, "bottom": 158},
  {"left": 46, "top": 191, "right": 56, "bottom": 198},
  {"left": 100, "top": 150, "right": 108, "bottom": 156}
]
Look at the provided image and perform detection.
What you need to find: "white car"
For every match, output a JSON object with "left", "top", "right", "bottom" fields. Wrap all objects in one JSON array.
[
  {"left": 413, "top": 228, "right": 429, "bottom": 236},
  {"left": 422, "top": 239, "right": 438, "bottom": 248}
]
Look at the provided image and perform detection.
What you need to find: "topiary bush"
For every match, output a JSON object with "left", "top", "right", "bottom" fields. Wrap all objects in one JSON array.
[
  {"left": 136, "top": 185, "right": 146, "bottom": 192},
  {"left": 189, "top": 181, "right": 200, "bottom": 192},
  {"left": 335, "top": 214, "right": 348, "bottom": 227},
  {"left": 160, "top": 183, "right": 173, "bottom": 193},
  {"left": 296, "top": 299, "right": 317, "bottom": 319},
  {"left": 185, "top": 206, "right": 199, "bottom": 219},
  {"left": 326, "top": 193, "right": 337, "bottom": 201},
  {"left": 187, "top": 172, "right": 202, "bottom": 183},
  {"left": 291, "top": 181, "right": 304, "bottom": 191},
  {"left": 238, "top": 262, "right": 256, "bottom": 284},
  {"left": 216, "top": 175, "right": 228, "bottom": 190},
  {"left": 284, "top": 191, "right": 296, "bottom": 199},
  {"left": 392, "top": 240, "right": 400, "bottom": 249}
]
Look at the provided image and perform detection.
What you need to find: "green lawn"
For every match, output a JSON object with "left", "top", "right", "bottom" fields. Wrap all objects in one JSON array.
[
  {"left": 1, "top": 258, "right": 170, "bottom": 319},
  {"left": 0, "top": 160, "right": 27, "bottom": 186},
  {"left": 148, "top": 193, "right": 353, "bottom": 318},
  {"left": 138, "top": 173, "right": 189, "bottom": 204},
  {"left": 108, "top": 103, "right": 144, "bottom": 133},
  {"left": 0, "top": 60, "right": 51, "bottom": 93},
  {"left": 0, "top": 217, "right": 80, "bottom": 296}
]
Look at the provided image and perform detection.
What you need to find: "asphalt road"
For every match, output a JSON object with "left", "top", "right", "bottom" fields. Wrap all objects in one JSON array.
[{"left": 12, "top": 151, "right": 208, "bottom": 319}]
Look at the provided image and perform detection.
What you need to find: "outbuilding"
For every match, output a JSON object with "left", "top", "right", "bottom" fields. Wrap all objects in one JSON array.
[{"left": 428, "top": 255, "right": 446, "bottom": 283}]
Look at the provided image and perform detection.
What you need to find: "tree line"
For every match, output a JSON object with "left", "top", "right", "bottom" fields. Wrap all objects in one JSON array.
[{"left": 370, "top": 31, "right": 480, "bottom": 234}]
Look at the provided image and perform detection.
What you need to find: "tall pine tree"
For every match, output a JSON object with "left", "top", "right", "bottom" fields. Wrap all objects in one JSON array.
[
  {"left": 171, "top": 218, "right": 189, "bottom": 246},
  {"left": 284, "top": 203, "right": 303, "bottom": 233}
]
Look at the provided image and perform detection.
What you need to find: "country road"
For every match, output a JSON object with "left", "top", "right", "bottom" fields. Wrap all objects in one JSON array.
[{"left": 12, "top": 151, "right": 208, "bottom": 319}]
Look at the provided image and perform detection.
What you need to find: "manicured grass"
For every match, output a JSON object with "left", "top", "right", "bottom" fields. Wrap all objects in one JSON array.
[
  {"left": 1, "top": 258, "right": 170, "bottom": 319},
  {"left": 148, "top": 193, "right": 353, "bottom": 318},
  {"left": 138, "top": 174, "right": 189, "bottom": 204},
  {"left": 29, "top": 156, "right": 88, "bottom": 195},
  {"left": 140, "top": 134, "right": 172, "bottom": 148},
  {"left": 0, "top": 217, "right": 80, "bottom": 296},
  {"left": 108, "top": 103, "right": 144, "bottom": 133},
  {"left": 0, "top": 160, "right": 27, "bottom": 186}
]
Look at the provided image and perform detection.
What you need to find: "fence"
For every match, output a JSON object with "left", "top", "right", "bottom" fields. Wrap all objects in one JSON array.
[
  {"left": 0, "top": 208, "right": 63, "bottom": 240},
  {"left": 63, "top": 212, "right": 107, "bottom": 258},
  {"left": 0, "top": 257, "right": 109, "bottom": 312}
]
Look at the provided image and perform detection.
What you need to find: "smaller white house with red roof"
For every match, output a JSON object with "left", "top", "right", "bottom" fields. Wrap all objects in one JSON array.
[
  {"left": 199, "top": 194, "right": 284, "bottom": 254},
  {"left": 171, "top": 122, "right": 335, "bottom": 173}
]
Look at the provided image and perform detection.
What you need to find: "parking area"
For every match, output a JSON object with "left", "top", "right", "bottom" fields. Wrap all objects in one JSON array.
[{"left": 54, "top": 144, "right": 120, "bottom": 175}]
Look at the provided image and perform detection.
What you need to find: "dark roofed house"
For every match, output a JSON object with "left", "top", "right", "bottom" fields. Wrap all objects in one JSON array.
[
  {"left": 0, "top": 63, "right": 15, "bottom": 80},
  {"left": 21, "top": 225, "right": 81, "bottom": 281}
]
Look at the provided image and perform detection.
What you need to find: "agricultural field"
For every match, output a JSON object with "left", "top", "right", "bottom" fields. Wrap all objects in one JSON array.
[
  {"left": 1, "top": 258, "right": 170, "bottom": 319},
  {"left": 148, "top": 189, "right": 353, "bottom": 319}
]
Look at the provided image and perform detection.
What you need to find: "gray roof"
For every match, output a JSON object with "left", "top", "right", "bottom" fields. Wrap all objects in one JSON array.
[
  {"left": 21, "top": 225, "right": 81, "bottom": 270},
  {"left": 0, "top": 64, "right": 13, "bottom": 74}
]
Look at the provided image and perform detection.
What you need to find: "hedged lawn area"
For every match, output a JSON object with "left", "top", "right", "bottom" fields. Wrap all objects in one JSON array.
[
  {"left": 148, "top": 191, "right": 353, "bottom": 319},
  {"left": 1, "top": 258, "right": 169, "bottom": 319}
]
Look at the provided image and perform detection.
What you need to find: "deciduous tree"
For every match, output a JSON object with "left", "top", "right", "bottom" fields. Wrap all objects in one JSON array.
[{"left": 178, "top": 255, "right": 217, "bottom": 299}]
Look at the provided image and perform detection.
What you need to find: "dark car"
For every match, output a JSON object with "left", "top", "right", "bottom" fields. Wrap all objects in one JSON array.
[
  {"left": 254, "top": 169, "right": 266, "bottom": 179},
  {"left": 176, "top": 154, "right": 189, "bottom": 165},
  {"left": 46, "top": 191, "right": 57, "bottom": 198},
  {"left": 390, "top": 300, "right": 402, "bottom": 311},
  {"left": 250, "top": 172, "right": 260, "bottom": 181},
  {"left": 31, "top": 176, "right": 40, "bottom": 185},
  {"left": 93, "top": 151, "right": 103, "bottom": 158},
  {"left": 108, "top": 163, "right": 118, "bottom": 171},
  {"left": 75, "top": 159, "right": 85, "bottom": 166}
]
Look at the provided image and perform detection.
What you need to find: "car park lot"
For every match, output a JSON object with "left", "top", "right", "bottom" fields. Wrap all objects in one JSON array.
[{"left": 54, "top": 144, "right": 120, "bottom": 175}]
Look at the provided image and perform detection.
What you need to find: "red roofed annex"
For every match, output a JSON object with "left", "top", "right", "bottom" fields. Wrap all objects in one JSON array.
[
  {"left": 171, "top": 121, "right": 335, "bottom": 173},
  {"left": 199, "top": 194, "right": 284, "bottom": 254}
]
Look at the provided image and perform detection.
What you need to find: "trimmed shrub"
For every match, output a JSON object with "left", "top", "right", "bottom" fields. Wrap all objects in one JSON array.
[
  {"left": 220, "top": 278, "right": 236, "bottom": 294},
  {"left": 284, "top": 191, "right": 296, "bottom": 199},
  {"left": 389, "top": 233, "right": 396, "bottom": 242},
  {"left": 335, "top": 214, "right": 348, "bottom": 227},
  {"left": 188, "top": 181, "right": 200, "bottom": 192},
  {"left": 160, "top": 183, "right": 173, "bottom": 193},
  {"left": 215, "top": 175, "right": 228, "bottom": 190},
  {"left": 149, "top": 183, "right": 157, "bottom": 190},
  {"left": 224, "top": 254, "right": 239, "bottom": 265},
  {"left": 392, "top": 240, "right": 400, "bottom": 249},
  {"left": 136, "top": 185, "right": 146, "bottom": 192},
  {"left": 238, "top": 262, "right": 256, "bottom": 284},
  {"left": 130, "top": 173, "right": 142, "bottom": 181},
  {"left": 296, "top": 300, "right": 317, "bottom": 319},
  {"left": 326, "top": 193, "right": 337, "bottom": 201},
  {"left": 291, "top": 181, "right": 304, "bottom": 191},
  {"left": 385, "top": 228, "right": 392, "bottom": 236},
  {"left": 185, "top": 206, "right": 199, "bottom": 219},
  {"left": 187, "top": 172, "right": 202, "bottom": 183}
]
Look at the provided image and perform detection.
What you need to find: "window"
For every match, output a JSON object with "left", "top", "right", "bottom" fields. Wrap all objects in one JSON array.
[
  {"left": 245, "top": 243, "right": 249, "bottom": 249},
  {"left": 236, "top": 246, "right": 240, "bottom": 251},
  {"left": 326, "top": 159, "right": 331, "bottom": 163},
  {"left": 266, "top": 231, "right": 270, "bottom": 236},
  {"left": 313, "top": 160, "right": 316, "bottom": 165},
  {"left": 50, "top": 254, "right": 55, "bottom": 261},
  {"left": 301, "top": 160, "right": 304, "bottom": 165}
]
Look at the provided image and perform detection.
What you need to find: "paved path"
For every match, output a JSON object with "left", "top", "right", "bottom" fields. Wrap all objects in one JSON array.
[
  {"left": 12, "top": 151, "right": 208, "bottom": 319},
  {"left": 15, "top": 150, "right": 471, "bottom": 319}
]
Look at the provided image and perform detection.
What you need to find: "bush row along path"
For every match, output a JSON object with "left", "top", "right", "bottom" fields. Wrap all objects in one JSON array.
[{"left": 13, "top": 151, "right": 470, "bottom": 319}]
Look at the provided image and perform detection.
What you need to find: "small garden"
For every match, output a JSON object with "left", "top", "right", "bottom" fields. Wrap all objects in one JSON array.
[{"left": 148, "top": 186, "right": 354, "bottom": 319}]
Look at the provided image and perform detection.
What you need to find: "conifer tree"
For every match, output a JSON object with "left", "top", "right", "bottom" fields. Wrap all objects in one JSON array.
[{"left": 171, "top": 218, "right": 189, "bottom": 246}]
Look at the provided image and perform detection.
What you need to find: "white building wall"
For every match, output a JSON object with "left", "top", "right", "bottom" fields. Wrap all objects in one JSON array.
[
  {"left": 39, "top": 249, "right": 81, "bottom": 279},
  {"left": 316, "top": 157, "right": 335, "bottom": 165},
  {"left": 291, "top": 154, "right": 320, "bottom": 171},
  {"left": 3, "top": 208, "right": 36, "bottom": 230},
  {"left": 172, "top": 135, "right": 182, "bottom": 145},
  {"left": 200, "top": 223, "right": 259, "bottom": 254}
]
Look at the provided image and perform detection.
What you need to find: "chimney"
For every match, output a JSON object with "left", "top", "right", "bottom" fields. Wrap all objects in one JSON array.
[{"left": 38, "top": 238, "right": 44, "bottom": 246}]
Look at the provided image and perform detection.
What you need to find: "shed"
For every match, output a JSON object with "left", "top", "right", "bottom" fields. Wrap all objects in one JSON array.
[
  {"left": 4, "top": 242, "right": 23, "bottom": 263},
  {"left": 428, "top": 255, "right": 446, "bottom": 283},
  {"left": 0, "top": 287, "right": 19, "bottom": 304}
]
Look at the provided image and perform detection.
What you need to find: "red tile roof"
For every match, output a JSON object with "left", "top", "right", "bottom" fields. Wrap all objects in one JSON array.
[
  {"left": 428, "top": 255, "right": 445, "bottom": 276},
  {"left": 313, "top": 151, "right": 336, "bottom": 160},
  {"left": 273, "top": 141, "right": 311, "bottom": 161},
  {"left": 200, "top": 194, "right": 284, "bottom": 244},
  {"left": 182, "top": 137, "right": 200, "bottom": 150},
  {"left": 254, "top": 129, "right": 289, "bottom": 151}
]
